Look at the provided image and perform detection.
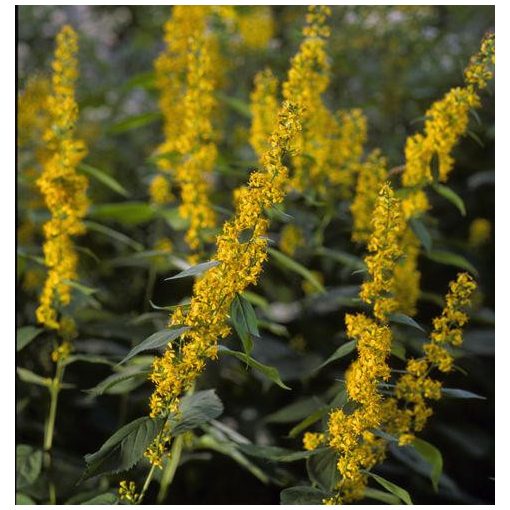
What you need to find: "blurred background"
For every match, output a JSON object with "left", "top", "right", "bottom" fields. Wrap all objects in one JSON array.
[{"left": 17, "top": 5, "right": 494, "bottom": 505}]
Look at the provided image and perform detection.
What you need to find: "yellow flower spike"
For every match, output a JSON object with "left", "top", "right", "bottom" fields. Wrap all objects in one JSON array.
[
  {"left": 250, "top": 68, "right": 279, "bottom": 159},
  {"left": 237, "top": 6, "right": 275, "bottom": 50},
  {"left": 359, "top": 182, "right": 405, "bottom": 321},
  {"left": 350, "top": 149, "right": 388, "bottom": 243},
  {"left": 154, "top": 7, "right": 221, "bottom": 256},
  {"left": 36, "top": 25, "right": 88, "bottom": 336},
  {"left": 148, "top": 101, "right": 303, "bottom": 418}
]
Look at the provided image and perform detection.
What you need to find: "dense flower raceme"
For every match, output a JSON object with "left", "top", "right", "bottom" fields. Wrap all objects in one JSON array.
[
  {"left": 148, "top": 100, "right": 303, "bottom": 420},
  {"left": 390, "top": 32, "right": 494, "bottom": 316},
  {"left": 250, "top": 68, "right": 279, "bottom": 159},
  {"left": 280, "top": 6, "right": 367, "bottom": 197},
  {"left": 382, "top": 272, "right": 477, "bottom": 446},
  {"left": 235, "top": 6, "right": 275, "bottom": 51},
  {"left": 153, "top": 7, "right": 232, "bottom": 255},
  {"left": 310, "top": 185, "right": 477, "bottom": 504},
  {"left": 318, "top": 183, "right": 403, "bottom": 503},
  {"left": 35, "top": 25, "right": 88, "bottom": 352}
]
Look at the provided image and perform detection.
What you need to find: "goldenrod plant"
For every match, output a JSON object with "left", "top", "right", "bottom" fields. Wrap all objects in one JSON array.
[{"left": 16, "top": 6, "right": 495, "bottom": 505}]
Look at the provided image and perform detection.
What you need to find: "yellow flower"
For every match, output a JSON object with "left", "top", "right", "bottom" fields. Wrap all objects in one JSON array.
[
  {"left": 18, "top": 75, "right": 50, "bottom": 148},
  {"left": 350, "top": 150, "right": 388, "bottom": 243},
  {"left": 464, "top": 32, "right": 495, "bottom": 90},
  {"left": 250, "top": 69, "right": 279, "bottom": 159},
  {"left": 36, "top": 25, "right": 88, "bottom": 334},
  {"left": 279, "top": 223, "right": 305, "bottom": 257},
  {"left": 303, "top": 432, "right": 325, "bottom": 451},
  {"left": 118, "top": 480, "right": 138, "bottom": 503},
  {"left": 329, "top": 109, "right": 368, "bottom": 198},
  {"left": 237, "top": 6, "right": 274, "bottom": 50},
  {"left": 359, "top": 183, "right": 405, "bottom": 321},
  {"left": 149, "top": 101, "right": 303, "bottom": 417},
  {"left": 149, "top": 174, "right": 173, "bottom": 205},
  {"left": 469, "top": 218, "right": 491, "bottom": 247},
  {"left": 154, "top": 7, "right": 221, "bottom": 255}
]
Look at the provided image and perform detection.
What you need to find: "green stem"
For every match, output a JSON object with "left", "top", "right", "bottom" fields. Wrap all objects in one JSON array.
[
  {"left": 137, "top": 463, "right": 157, "bottom": 505},
  {"left": 44, "top": 361, "right": 64, "bottom": 452},
  {"left": 156, "top": 434, "right": 184, "bottom": 504},
  {"left": 43, "top": 360, "right": 65, "bottom": 504}
]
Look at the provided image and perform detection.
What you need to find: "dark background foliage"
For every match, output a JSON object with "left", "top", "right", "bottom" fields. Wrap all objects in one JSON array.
[{"left": 17, "top": 5, "right": 494, "bottom": 504}]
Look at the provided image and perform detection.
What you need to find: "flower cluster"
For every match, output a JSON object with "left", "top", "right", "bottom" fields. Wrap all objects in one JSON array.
[
  {"left": 350, "top": 150, "right": 388, "bottom": 243},
  {"left": 148, "top": 101, "right": 303, "bottom": 418},
  {"left": 236, "top": 6, "right": 274, "bottom": 50},
  {"left": 250, "top": 68, "right": 279, "bottom": 159},
  {"left": 359, "top": 183, "right": 405, "bottom": 321},
  {"left": 153, "top": 7, "right": 221, "bottom": 255},
  {"left": 328, "top": 109, "right": 367, "bottom": 198},
  {"left": 279, "top": 223, "right": 305, "bottom": 257},
  {"left": 118, "top": 481, "right": 139, "bottom": 503},
  {"left": 385, "top": 272, "right": 477, "bottom": 445},
  {"left": 35, "top": 25, "right": 88, "bottom": 344},
  {"left": 282, "top": 6, "right": 332, "bottom": 193},
  {"left": 464, "top": 32, "right": 495, "bottom": 90}
]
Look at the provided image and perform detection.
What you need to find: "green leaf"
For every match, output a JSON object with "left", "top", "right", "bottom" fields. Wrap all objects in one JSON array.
[
  {"left": 118, "top": 326, "right": 190, "bottom": 365},
  {"left": 368, "top": 472, "right": 413, "bottom": 505},
  {"left": 280, "top": 486, "right": 330, "bottom": 505},
  {"left": 123, "top": 71, "right": 156, "bottom": 91},
  {"left": 412, "top": 438, "right": 443, "bottom": 492},
  {"left": 218, "top": 345, "right": 290, "bottom": 390},
  {"left": 89, "top": 202, "right": 155, "bottom": 226},
  {"left": 84, "top": 220, "right": 144, "bottom": 251},
  {"left": 389, "top": 313, "right": 426, "bottom": 333},
  {"left": 241, "top": 291, "right": 269, "bottom": 310},
  {"left": 317, "top": 247, "right": 365, "bottom": 271},
  {"left": 409, "top": 217, "right": 432, "bottom": 253},
  {"left": 432, "top": 183, "right": 466, "bottom": 216},
  {"left": 16, "top": 445, "right": 43, "bottom": 490},
  {"left": 109, "top": 111, "right": 162, "bottom": 134},
  {"left": 195, "top": 434, "right": 270, "bottom": 484},
  {"left": 16, "top": 326, "right": 43, "bottom": 352},
  {"left": 314, "top": 340, "right": 356, "bottom": 372},
  {"left": 238, "top": 444, "right": 325, "bottom": 462},
  {"left": 268, "top": 247, "right": 326, "bottom": 294},
  {"left": 288, "top": 407, "right": 329, "bottom": 439},
  {"left": 85, "top": 366, "right": 149, "bottom": 396},
  {"left": 80, "top": 493, "right": 119, "bottom": 505},
  {"left": 391, "top": 341, "right": 407, "bottom": 361},
  {"left": 230, "top": 294, "right": 260, "bottom": 356},
  {"left": 159, "top": 208, "right": 188, "bottom": 231},
  {"left": 265, "top": 397, "right": 324, "bottom": 424},
  {"left": 441, "top": 387, "right": 486, "bottom": 400},
  {"left": 426, "top": 250, "right": 478, "bottom": 276},
  {"left": 82, "top": 416, "right": 165, "bottom": 480},
  {"left": 307, "top": 448, "right": 340, "bottom": 492},
  {"left": 16, "top": 367, "right": 51, "bottom": 388},
  {"left": 78, "top": 163, "right": 130, "bottom": 197},
  {"left": 363, "top": 487, "right": 401, "bottom": 505},
  {"left": 165, "top": 260, "right": 219, "bottom": 281},
  {"left": 62, "top": 354, "right": 114, "bottom": 368},
  {"left": 62, "top": 279, "right": 98, "bottom": 296},
  {"left": 169, "top": 389, "right": 224, "bottom": 435}
]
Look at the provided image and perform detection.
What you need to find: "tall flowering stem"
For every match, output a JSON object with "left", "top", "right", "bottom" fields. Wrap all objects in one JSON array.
[
  {"left": 36, "top": 25, "right": 88, "bottom": 351},
  {"left": 323, "top": 183, "right": 403, "bottom": 503},
  {"left": 149, "top": 101, "right": 303, "bottom": 418},
  {"left": 153, "top": 7, "right": 222, "bottom": 258},
  {"left": 392, "top": 32, "right": 494, "bottom": 315}
]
